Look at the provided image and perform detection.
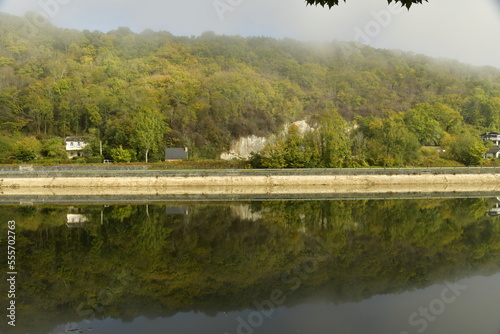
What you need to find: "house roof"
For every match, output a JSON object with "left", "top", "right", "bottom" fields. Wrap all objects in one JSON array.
[
  {"left": 65, "top": 136, "right": 87, "bottom": 142},
  {"left": 165, "top": 147, "right": 188, "bottom": 160},
  {"left": 166, "top": 206, "right": 189, "bottom": 215},
  {"left": 486, "top": 146, "right": 500, "bottom": 154}
]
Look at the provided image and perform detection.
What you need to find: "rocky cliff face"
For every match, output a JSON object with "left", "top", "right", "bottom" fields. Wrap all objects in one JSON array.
[
  {"left": 220, "top": 135, "right": 268, "bottom": 160},
  {"left": 220, "top": 120, "right": 313, "bottom": 160}
]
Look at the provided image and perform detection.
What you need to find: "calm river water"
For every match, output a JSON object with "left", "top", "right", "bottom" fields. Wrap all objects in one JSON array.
[{"left": 1, "top": 197, "right": 499, "bottom": 334}]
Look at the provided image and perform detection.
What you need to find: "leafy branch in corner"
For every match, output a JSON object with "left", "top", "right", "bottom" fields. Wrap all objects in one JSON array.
[{"left": 305, "top": 0, "right": 428, "bottom": 9}]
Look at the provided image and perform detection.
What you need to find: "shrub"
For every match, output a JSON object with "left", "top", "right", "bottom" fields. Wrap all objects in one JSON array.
[
  {"left": 41, "top": 137, "right": 66, "bottom": 158},
  {"left": 86, "top": 156, "right": 103, "bottom": 163},
  {"left": 446, "top": 133, "right": 487, "bottom": 166},
  {"left": 12, "top": 137, "right": 42, "bottom": 162},
  {"left": 110, "top": 146, "right": 133, "bottom": 163}
]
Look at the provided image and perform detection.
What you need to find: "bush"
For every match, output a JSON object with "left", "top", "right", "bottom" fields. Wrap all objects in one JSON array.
[
  {"left": 0, "top": 136, "right": 16, "bottom": 159},
  {"left": 0, "top": 158, "right": 15, "bottom": 164},
  {"left": 71, "top": 157, "right": 87, "bottom": 164},
  {"left": 413, "top": 156, "right": 463, "bottom": 167},
  {"left": 153, "top": 159, "right": 251, "bottom": 169},
  {"left": 480, "top": 158, "right": 500, "bottom": 167},
  {"left": 12, "top": 137, "right": 42, "bottom": 162},
  {"left": 86, "top": 156, "right": 103, "bottom": 163},
  {"left": 446, "top": 133, "right": 487, "bottom": 166},
  {"left": 41, "top": 138, "right": 66, "bottom": 158},
  {"left": 32, "top": 158, "right": 60, "bottom": 166},
  {"left": 346, "top": 157, "right": 369, "bottom": 168},
  {"left": 110, "top": 146, "right": 133, "bottom": 163}
]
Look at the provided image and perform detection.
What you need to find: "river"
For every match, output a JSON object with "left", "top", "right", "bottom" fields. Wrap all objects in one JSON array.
[{"left": 0, "top": 197, "right": 499, "bottom": 334}]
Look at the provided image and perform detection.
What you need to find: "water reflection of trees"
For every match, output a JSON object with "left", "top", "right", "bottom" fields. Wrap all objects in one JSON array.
[{"left": 0, "top": 198, "right": 499, "bottom": 333}]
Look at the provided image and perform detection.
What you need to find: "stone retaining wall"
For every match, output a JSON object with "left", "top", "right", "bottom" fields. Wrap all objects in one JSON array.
[{"left": 1, "top": 172, "right": 500, "bottom": 196}]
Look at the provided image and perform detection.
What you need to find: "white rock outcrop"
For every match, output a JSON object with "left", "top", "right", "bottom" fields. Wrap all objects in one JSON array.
[
  {"left": 220, "top": 120, "right": 314, "bottom": 160},
  {"left": 220, "top": 135, "right": 267, "bottom": 160}
]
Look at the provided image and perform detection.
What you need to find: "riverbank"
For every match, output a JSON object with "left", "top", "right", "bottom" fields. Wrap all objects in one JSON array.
[{"left": 1, "top": 167, "right": 500, "bottom": 196}]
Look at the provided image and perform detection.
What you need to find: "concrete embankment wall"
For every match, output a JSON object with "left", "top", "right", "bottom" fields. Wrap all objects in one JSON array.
[{"left": 1, "top": 168, "right": 500, "bottom": 196}]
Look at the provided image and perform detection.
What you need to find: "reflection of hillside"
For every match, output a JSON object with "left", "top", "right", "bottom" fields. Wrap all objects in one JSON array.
[{"left": 1, "top": 199, "right": 499, "bottom": 334}]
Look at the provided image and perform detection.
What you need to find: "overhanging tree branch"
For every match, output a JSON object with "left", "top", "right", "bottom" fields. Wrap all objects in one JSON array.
[{"left": 305, "top": 0, "right": 428, "bottom": 9}]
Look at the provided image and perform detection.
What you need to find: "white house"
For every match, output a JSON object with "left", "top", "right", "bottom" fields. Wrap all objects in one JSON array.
[
  {"left": 487, "top": 198, "right": 500, "bottom": 217},
  {"left": 66, "top": 207, "right": 89, "bottom": 227},
  {"left": 66, "top": 214, "right": 89, "bottom": 227},
  {"left": 65, "top": 136, "right": 89, "bottom": 158},
  {"left": 480, "top": 132, "right": 500, "bottom": 146},
  {"left": 485, "top": 146, "right": 500, "bottom": 159}
]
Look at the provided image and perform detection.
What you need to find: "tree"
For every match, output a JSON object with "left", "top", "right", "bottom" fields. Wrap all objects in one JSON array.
[
  {"left": 131, "top": 108, "right": 168, "bottom": 163},
  {"left": 318, "top": 109, "right": 351, "bottom": 168},
  {"left": 24, "top": 85, "right": 53, "bottom": 134},
  {"left": 446, "top": 133, "right": 487, "bottom": 166},
  {"left": 110, "top": 145, "right": 132, "bottom": 163},
  {"left": 429, "top": 102, "right": 464, "bottom": 135},
  {"left": 404, "top": 106, "right": 443, "bottom": 146},
  {"left": 364, "top": 113, "right": 420, "bottom": 166},
  {"left": 305, "top": 0, "right": 427, "bottom": 9},
  {"left": 258, "top": 140, "right": 288, "bottom": 168},
  {"left": 0, "top": 88, "right": 27, "bottom": 133},
  {"left": 462, "top": 89, "right": 500, "bottom": 131},
  {"left": 283, "top": 124, "right": 308, "bottom": 168},
  {"left": 41, "top": 138, "right": 66, "bottom": 158},
  {"left": 12, "top": 137, "right": 42, "bottom": 162},
  {"left": 0, "top": 135, "right": 16, "bottom": 159}
]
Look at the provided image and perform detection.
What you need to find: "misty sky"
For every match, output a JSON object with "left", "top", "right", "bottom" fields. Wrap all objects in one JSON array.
[{"left": 1, "top": 0, "right": 500, "bottom": 68}]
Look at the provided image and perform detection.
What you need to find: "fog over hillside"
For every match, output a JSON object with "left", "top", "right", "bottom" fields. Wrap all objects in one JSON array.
[{"left": 1, "top": 0, "right": 500, "bottom": 68}]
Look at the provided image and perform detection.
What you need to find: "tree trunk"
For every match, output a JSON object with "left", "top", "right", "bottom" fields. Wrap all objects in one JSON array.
[{"left": 145, "top": 148, "right": 149, "bottom": 163}]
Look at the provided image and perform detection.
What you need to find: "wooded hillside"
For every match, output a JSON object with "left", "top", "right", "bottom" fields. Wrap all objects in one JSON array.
[{"left": 1, "top": 13, "right": 500, "bottom": 164}]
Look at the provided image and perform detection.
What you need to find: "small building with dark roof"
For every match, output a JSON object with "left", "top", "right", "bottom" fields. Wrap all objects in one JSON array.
[
  {"left": 166, "top": 206, "right": 189, "bottom": 215},
  {"left": 165, "top": 147, "right": 188, "bottom": 161}
]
